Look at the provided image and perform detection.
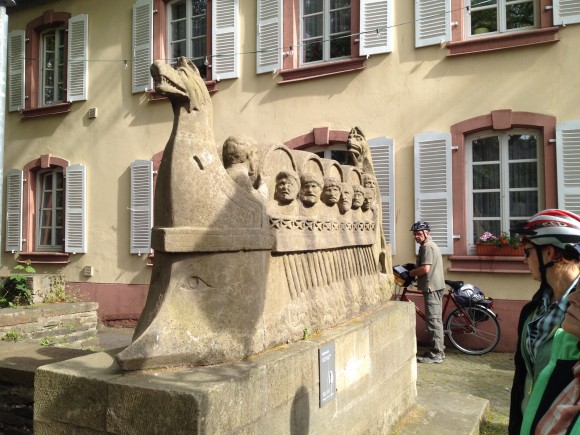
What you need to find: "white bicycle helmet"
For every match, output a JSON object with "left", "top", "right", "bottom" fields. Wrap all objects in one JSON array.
[{"left": 510, "top": 209, "right": 580, "bottom": 250}]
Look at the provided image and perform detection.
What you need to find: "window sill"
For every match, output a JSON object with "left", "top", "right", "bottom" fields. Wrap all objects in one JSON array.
[
  {"left": 20, "top": 103, "right": 72, "bottom": 119},
  {"left": 278, "top": 57, "right": 366, "bottom": 84},
  {"left": 18, "top": 252, "right": 71, "bottom": 265},
  {"left": 447, "top": 27, "right": 559, "bottom": 56},
  {"left": 147, "top": 80, "right": 218, "bottom": 102},
  {"left": 448, "top": 255, "right": 530, "bottom": 273}
]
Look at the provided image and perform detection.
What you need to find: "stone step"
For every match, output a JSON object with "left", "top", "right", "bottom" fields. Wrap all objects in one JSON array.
[{"left": 395, "top": 390, "right": 489, "bottom": 435}]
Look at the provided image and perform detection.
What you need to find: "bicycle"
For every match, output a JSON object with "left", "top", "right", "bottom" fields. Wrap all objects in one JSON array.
[{"left": 393, "top": 276, "right": 501, "bottom": 355}]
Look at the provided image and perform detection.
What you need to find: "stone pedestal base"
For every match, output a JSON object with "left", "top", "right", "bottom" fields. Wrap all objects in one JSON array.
[{"left": 34, "top": 302, "right": 416, "bottom": 434}]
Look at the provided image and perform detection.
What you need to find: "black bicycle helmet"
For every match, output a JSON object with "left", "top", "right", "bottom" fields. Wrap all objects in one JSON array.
[{"left": 410, "top": 221, "right": 430, "bottom": 232}]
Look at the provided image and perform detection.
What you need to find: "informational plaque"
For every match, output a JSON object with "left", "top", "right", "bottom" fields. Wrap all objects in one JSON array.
[{"left": 319, "top": 342, "right": 336, "bottom": 407}]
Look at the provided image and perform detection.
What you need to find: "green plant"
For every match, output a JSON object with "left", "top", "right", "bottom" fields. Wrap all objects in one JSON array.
[
  {"left": 478, "top": 231, "right": 521, "bottom": 249},
  {"left": 303, "top": 327, "right": 311, "bottom": 339},
  {"left": 43, "top": 270, "right": 80, "bottom": 304},
  {"left": 2, "top": 331, "right": 23, "bottom": 342},
  {"left": 0, "top": 261, "right": 35, "bottom": 308}
]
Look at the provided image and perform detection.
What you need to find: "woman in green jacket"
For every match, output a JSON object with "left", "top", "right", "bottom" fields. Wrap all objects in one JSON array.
[{"left": 521, "top": 249, "right": 580, "bottom": 434}]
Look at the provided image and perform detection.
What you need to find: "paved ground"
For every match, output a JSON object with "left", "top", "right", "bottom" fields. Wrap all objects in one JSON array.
[{"left": 97, "top": 328, "right": 515, "bottom": 433}]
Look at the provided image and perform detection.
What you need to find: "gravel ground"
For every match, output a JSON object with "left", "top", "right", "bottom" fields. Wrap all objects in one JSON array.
[{"left": 416, "top": 345, "right": 515, "bottom": 431}]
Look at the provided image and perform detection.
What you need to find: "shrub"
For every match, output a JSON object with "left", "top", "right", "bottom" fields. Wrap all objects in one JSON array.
[{"left": 0, "top": 261, "right": 35, "bottom": 308}]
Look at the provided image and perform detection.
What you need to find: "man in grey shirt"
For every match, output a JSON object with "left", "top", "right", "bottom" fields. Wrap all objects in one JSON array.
[{"left": 408, "top": 221, "right": 445, "bottom": 364}]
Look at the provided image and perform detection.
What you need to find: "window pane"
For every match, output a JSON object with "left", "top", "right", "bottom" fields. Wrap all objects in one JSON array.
[
  {"left": 41, "top": 210, "right": 52, "bottom": 227},
  {"left": 172, "top": 20, "right": 187, "bottom": 41},
  {"left": 55, "top": 191, "right": 64, "bottom": 208},
  {"left": 304, "top": 40, "right": 323, "bottom": 62},
  {"left": 506, "top": 2, "right": 534, "bottom": 30},
  {"left": 40, "top": 228, "right": 52, "bottom": 246},
  {"left": 510, "top": 162, "right": 537, "bottom": 188},
  {"left": 43, "top": 191, "right": 53, "bottom": 208},
  {"left": 473, "top": 192, "right": 500, "bottom": 217},
  {"left": 172, "top": 1, "right": 186, "bottom": 19},
  {"left": 471, "top": 8, "right": 498, "bottom": 34},
  {"left": 510, "top": 191, "right": 538, "bottom": 217},
  {"left": 192, "top": 15, "right": 206, "bottom": 38},
  {"left": 193, "top": 58, "right": 207, "bottom": 78},
  {"left": 56, "top": 172, "right": 63, "bottom": 189},
  {"left": 304, "top": 15, "right": 323, "bottom": 38},
  {"left": 330, "top": 36, "right": 351, "bottom": 59},
  {"left": 508, "top": 134, "right": 537, "bottom": 159},
  {"left": 330, "top": 150, "right": 349, "bottom": 164},
  {"left": 192, "top": 36, "right": 206, "bottom": 58},
  {"left": 472, "top": 0, "right": 496, "bottom": 6},
  {"left": 172, "top": 41, "right": 187, "bottom": 59},
  {"left": 55, "top": 228, "right": 63, "bottom": 245},
  {"left": 304, "top": 0, "right": 323, "bottom": 15},
  {"left": 473, "top": 164, "right": 500, "bottom": 189},
  {"left": 191, "top": 0, "right": 207, "bottom": 15},
  {"left": 56, "top": 209, "right": 63, "bottom": 226},
  {"left": 330, "top": 9, "right": 351, "bottom": 34},
  {"left": 472, "top": 136, "right": 499, "bottom": 161}
]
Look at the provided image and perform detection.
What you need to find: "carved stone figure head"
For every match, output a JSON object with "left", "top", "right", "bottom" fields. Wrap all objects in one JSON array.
[
  {"left": 362, "top": 187, "right": 376, "bottom": 212},
  {"left": 222, "top": 135, "right": 258, "bottom": 176},
  {"left": 352, "top": 184, "right": 365, "bottom": 210},
  {"left": 347, "top": 126, "right": 367, "bottom": 169},
  {"left": 299, "top": 173, "right": 323, "bottom": 207},
  {"left": 338, "top": 183, "right": 354, "bottom": 214},
  {"left": 274, "top": 170, "right": 300, "bottom": 204},
  {"left": 362, "top": 173, "right": 377, "bottom": 195},
  {"left": 322, "top": 177, "right": 341, "bottom": 206}
]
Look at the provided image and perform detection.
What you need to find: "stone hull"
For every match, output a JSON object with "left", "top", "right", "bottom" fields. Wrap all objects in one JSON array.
[{"left": 34, "top": 302, "right": 416, "bottom": 434}]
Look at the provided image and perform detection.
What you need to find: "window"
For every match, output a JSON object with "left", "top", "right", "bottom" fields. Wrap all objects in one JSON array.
[
  {"left": 132, "top": 0, "right": 238, "bottom": 94},
  {"left": 301, "top": 0, "right": 352, "bottom": 64},
  {"left": 167, "top": 0, "right": 208, "bottom": 79},
  {"left": 311, "top": 146, "right": 351, "bottom": 164},
  {"left": 8, "top": 12, "right": 88, "bottom": 116},
  {"left": 466, "top": 130, "right": 542, "bottom": 248},
  {"left": 414, "top": 110, "right": 563, "bottom": 273},
  {"left": 37, "top": 169, "right": 64, "bottom": 251},
  {"left": 415, "top": 0, "right": 580, "bottom": 55},
  {"left": 467, "top": 0, "right": 536, "bottom": 37},
  {"left": 5, "top": 156, "right": 87, "bottom": 263},
  {"left": 256, "top": 0, "right": 393, "bottom": 82}
]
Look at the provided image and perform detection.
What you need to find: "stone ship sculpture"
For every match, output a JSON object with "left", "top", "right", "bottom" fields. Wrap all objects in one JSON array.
[{"left": 116, "top": 58, "right": 391, "bottom": 370}]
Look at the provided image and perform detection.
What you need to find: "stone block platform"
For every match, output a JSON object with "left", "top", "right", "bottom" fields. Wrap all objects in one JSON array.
[{"left": 34, "top": 302, "right": 416, "bottom": 434}]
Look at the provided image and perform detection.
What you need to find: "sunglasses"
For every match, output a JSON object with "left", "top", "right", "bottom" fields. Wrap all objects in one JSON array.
[{"left": 523, "top": 247, "right": 535, "bottom": 258}]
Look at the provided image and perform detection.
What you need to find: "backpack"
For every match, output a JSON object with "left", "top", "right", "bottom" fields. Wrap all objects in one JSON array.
[{"left": 453, "top": 283, "right": 487, "bottom": 307}]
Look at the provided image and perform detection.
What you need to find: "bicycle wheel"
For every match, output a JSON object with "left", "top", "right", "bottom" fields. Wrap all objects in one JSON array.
[{"left": 445, "top": 306, "right": 501, "bottom": 355}]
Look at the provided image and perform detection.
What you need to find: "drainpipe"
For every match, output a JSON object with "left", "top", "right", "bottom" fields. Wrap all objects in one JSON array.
[{"left": 0, "top": 1, "right": 16, "bottom": 264}]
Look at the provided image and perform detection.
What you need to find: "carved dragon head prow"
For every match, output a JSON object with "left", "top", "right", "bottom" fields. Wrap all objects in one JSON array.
[{"left": 150, "top": 57, "right": 210, "bottom": 113}]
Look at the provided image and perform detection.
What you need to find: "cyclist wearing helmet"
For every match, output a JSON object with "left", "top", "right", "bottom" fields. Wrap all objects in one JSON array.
[
  {"left": 508, "top": 209, "right": 580, "bottom": 434},
  {"left": 408, "top": 221, "right": 446, "bottom": 364}
]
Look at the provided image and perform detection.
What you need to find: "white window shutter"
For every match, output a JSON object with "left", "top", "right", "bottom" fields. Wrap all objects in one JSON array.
[
  {"left": 130, "top": 160, "right": 153, "bottom": 254},
  {"left": 132, "top": 0, "right": 153, "bottom": 93},
  {"left": 360, "top": 0, "right": 393, "bottom": 56},
  {"left": 8, "top": 30, "right": 25, "bottom": 112},
  {"left": 415, "top": 0, "right": 451, "bottom": 48},
  {"left": 556, "top": 120, "right": 580, "bottom": 214},
  {"left": 368, "top": 137, "right": 396, "bottom": 254},
  {"left": 256, "top": 0, "right": 282, "bottom": 74},
  {"left": 553, "top": 0, "right": 580, "bottom": 25},
  {"left": 65, "top": 164, "right": 87, "bottom": 254},
  {"left": 212, "top": 0, "right": 239, "bottom": 80},
  {"left": 414, "top": 132, "right": 453, "bottom": 254},
  {"left": 5, "top": 169, "right": 23, "bottom": 252},
  {"left": 67, "top": 14, "right": 88, "bottom": 102}
]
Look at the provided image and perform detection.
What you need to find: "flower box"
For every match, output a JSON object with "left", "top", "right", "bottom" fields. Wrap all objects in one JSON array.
[{"left": 476, "top": 243, "right": 524, "bottom": 257}]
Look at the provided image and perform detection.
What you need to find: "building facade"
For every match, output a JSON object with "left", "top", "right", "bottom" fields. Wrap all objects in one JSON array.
[{"left": 3, "top": 0, "right": 580, "bottom": 348}]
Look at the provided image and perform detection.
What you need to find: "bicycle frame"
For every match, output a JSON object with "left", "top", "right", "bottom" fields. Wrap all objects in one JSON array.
[{"left": 394, "top": 285, "right": 457, "bottom": 322}]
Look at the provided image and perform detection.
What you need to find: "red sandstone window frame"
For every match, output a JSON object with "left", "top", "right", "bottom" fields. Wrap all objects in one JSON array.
[
  {"left": 449, "top": 110, "right": 556, "bottom": 273},
  {"left": 20, "top": 11, "right": 73, "bottom": 118},
  {"left": 278, "top": 0, "right": 365, "bottom": 83},
  {"left": 18, "top": 155, "right": 70, "bottom": 264},
  {"left": 446, "top": 0, "right": 559, "bottom": 56}
]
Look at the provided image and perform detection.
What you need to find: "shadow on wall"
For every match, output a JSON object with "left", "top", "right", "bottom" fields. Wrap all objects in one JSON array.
[{"left": 291, "top": 386, "right": 310, "bottom": 435}]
